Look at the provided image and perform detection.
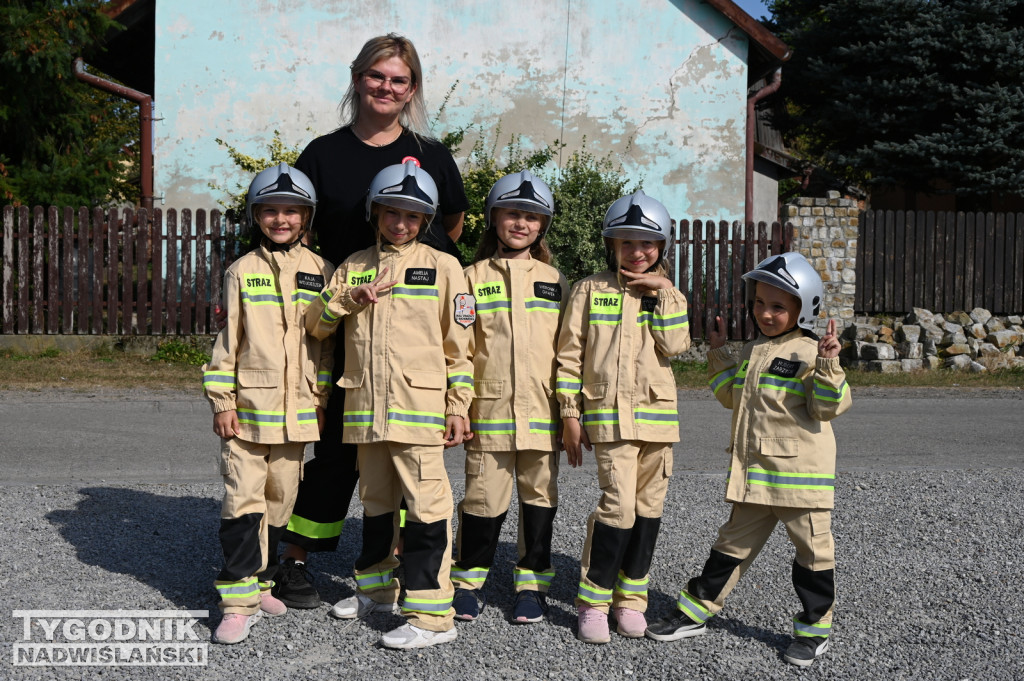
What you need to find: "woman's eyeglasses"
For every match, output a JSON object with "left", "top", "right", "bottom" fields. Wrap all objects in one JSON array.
[{"left": 363, "top": 70, "right": 412, "bottom": 94}]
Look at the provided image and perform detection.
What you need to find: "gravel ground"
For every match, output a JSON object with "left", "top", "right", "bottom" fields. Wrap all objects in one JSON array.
[{"left": 2, "top": 466, "right": 1021, "bottom": 680}]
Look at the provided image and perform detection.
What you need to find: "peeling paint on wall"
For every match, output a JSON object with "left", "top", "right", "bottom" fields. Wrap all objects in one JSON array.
[{"left": 155, "top": 0, "right": 751, "bottom": 222}]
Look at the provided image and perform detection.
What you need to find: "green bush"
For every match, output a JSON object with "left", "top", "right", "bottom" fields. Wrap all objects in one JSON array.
[{"left": 151, "top": 338, "right": 211, "bottom": 366}]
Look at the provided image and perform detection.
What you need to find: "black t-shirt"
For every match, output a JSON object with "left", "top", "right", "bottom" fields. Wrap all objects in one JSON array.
[{"left": 294, "top": 127, "right": 469, "bottom": 266}]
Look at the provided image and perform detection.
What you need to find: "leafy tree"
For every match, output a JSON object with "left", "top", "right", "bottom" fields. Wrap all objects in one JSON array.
[
  {"left": 0, "top": 1, "right": 137, "bottom": 207},
  {"left": 208, "top": 130, "right": 308, "bottom": 222},
  {"left": 768, "top": 0, "right": 1024, "bottom": 203}
]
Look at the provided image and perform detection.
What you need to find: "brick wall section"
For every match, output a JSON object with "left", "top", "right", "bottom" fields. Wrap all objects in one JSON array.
[{"left": 785, "top": 191, "right": 859, "bottom": 336}]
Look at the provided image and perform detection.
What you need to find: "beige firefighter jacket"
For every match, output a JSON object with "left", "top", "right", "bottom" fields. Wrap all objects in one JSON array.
[
  {"left": 202, "top": 242, "right": 335, "bottom": 444},
  {"left": 555, "top": 270, "right": 691, "bottom": 444},
  {"left": 306, "top": 239, "right": 473, "bottom": 445},
  {"left": 707, "top": 329, "right": 852, "bottom": 509},
  {"left": 463, "top": 256, "right": 568, "bottom": 452}
]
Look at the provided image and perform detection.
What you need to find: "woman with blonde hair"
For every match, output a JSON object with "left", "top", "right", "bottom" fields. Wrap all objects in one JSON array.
[{"left": 271, "top": 32, "right": 469, "bottom": 610}]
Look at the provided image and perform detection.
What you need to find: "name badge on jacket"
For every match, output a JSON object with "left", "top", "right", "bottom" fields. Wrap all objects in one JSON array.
[
  {"left": 296, "top": 272, "right": 325, "bottom": 292},
  {"left": 405, "top": 268, "right": 437, "bottom": 285}
]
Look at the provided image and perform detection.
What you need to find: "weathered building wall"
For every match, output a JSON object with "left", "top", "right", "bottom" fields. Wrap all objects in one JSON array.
[{"left": 154, "top": 0, "right": 751, "bottom": 222}]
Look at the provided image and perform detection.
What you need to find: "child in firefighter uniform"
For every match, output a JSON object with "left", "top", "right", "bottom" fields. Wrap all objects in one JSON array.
[
  {"left": 556, "top": 191, "right": 691, "bottom": 643},
  {"left": 646, "top": 251, "right": 851, "bottom": 668},
  {"left": 203, "top": 163, "right": 334, "bottom": 645},
  {"left": 305, "top": 161, "right": 472, "bottom": 650},
  {"left": 451, "top": 172, "right": 569, "bottom": 624}
]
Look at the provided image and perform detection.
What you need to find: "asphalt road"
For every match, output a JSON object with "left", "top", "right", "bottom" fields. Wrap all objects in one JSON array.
[{"left": 0, "top": 386, "right": 1020, "bottom": 484}]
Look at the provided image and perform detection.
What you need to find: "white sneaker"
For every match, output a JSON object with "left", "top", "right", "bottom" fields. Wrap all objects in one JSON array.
[
  {"left": 329, "top": 593, "right": 399, "bottom": 619},
  {"left": 380, "top": 623, "right": 457, "bottom": 649}
]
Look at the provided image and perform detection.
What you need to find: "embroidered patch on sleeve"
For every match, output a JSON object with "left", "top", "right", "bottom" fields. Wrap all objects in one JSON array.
[
  {"left": 405, "top": 268, "right": 437, "bottom": 285},
  {"left": 296, "top": 272, "right": 326, "bottom": 291},
  {"left": 454, "top": 293, "right": 476, "bottom": 328},
  {"left": 768, "top": 357, "right": 802, "bottom": 378},
  {"left": 534, "top": 281, "right": 562, "bottom": 301}
]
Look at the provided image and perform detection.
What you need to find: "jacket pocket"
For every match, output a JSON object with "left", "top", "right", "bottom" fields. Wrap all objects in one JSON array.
[
  {"left": 649, "top": 382, "right": 675, "bottom": 402},
  {"left": 418, "top": 451, "right": 446, "bottom": 481},
  {"left": 337, "top": 370, "right": 365, "bottom": 389},
  {"left": 404, "top": 369, "right": 446, "bottom": 390},
  {"left": 581, "top": 382, "right": 608, "bottom": 400},
  {"left": 475, "top": 379, "right": 503, "bottom": 399},
  {"left": 219, "top": 440, "right": 233, "bottom": 476},
  {"left": 759, "top": 437, "right": 799, "bottom": 458},
  {"left": 237, "top": 369, "right": 278, "bottom": 388}
]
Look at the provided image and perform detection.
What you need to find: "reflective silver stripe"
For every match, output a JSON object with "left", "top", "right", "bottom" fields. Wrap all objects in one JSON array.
[
  {"left": 515, "top": 569, "right": 554, "bottom": 587},
  {"left": 577, "top": 582, "right": 612, "bottom": 604},
  {"left": 473, "top": 420, "right": 516, "bottom": 433},
  {"left": 216, "top": 579, "right": 259, "bottom": 598},
  {"left": 477, "top": 299, "right": 511, "bottom": 312},
  {"left": 794, "top": 617, "right": 831, "bottom": 637},
  {"left": 582, "top": 410, "right": 618, "bottom": 425},
  {"left": 614, "top": 575, "right": 648, "bottom": 594},
  {"left": 203, "top": 371, "right": 236, "bottom": 388},
  {"left": 758, "top": 374, "right": 805, "bottom": 395},
  {"left": 237, "top": 409, "right": 286, "bottom": 425},
  {"left": 387, "top": 410, "right": 446, "bottom": 428},
  {"left": 525, "top": 298, "right": 559, "bottom": 311},
  {"left": 589, "top": 312, "right": 622, "bottom": 324},
  {"left": 528, "top": 420, "right": 557, "bottom": 434},
  {"left": 634, "top": 410, "right": 678, "bottom": 424},
  {"left": 297, "top": 409, "right": 317, "bottom": 424},
  {"left": 556, "top": 379, "right": 581, "bottom": 393},
  {"left": 652, "top": 311, "right": 688, "bottom": 329},
  {"left": 241, "top": 292, "right": 284, "bottom": 304},
  {"left": 317, "top": 371, "right": 331, "bottom": 387},
  {"left": 677, "top": 592, "right": 712, "bottom": 622},
  {"left": 814, "top": 380, "right": 848, "bottom": 402},
  {"left": 392, "top": 286, "right": 439, "bottom": 299},
  {"left": 356, "top": 570, "right": 393, "bottom": 590},
  {"left": 344, "top": 411, "right": 373, "bottom": 426},
  {"left": 708, "top": 368, "right": 735, "bottom": 394},
  {"left": 292, "top": 290, "right": 318, "bottom": 304},
  {"left": 448, "top": 373, "right": 474, "bottom": 389},
  {"left": 400, "top": 597, "right": 453, "bottom": 614},
  {"left": 746, "top": 467, "right": 835, "bottom": 490},
  {"left": 451, "top": 567, "right": 489, "bottom": 584}
]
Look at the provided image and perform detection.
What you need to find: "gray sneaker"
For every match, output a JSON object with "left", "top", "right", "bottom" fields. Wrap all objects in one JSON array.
[
  {"left": 783, "top": 636, "right": 829, "bottom": 666},
  {"left": 328, "top": 593, "right": 399, "bottom": 619},
  {"left": 380, "top": 623, "right": 457, "bottom": 649}
]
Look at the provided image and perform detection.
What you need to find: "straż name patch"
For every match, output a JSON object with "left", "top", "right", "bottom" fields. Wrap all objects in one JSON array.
[
  {"left": 534, "top": 282, "right": 562, "bottom": 301},
  {"left": 768, "top": 357, "right": 801, "bottom": 378},
  {"left": 296, "top": 272, "right": 325, "bottom": 291}
]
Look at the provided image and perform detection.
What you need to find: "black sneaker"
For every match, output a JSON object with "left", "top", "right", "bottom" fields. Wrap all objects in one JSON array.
[
  {"left": 783, "top": 636, "right": 829, "bottom": 666},
  {"left": 644, "top": 609, "right": 707, "bottom": 641},
  {"left": 452, "top": 588, "right": 486, "bottom": 621},
  {"left": 511, "top": 590, "right": 548, "bottom": 624},
  {"left": 272, "top": 558, "right": 320, "bottom": 609}
]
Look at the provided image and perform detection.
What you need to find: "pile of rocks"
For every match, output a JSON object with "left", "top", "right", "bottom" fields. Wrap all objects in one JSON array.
[{"left": 841, "top": 307, "right": 1024, "bottom": 373}]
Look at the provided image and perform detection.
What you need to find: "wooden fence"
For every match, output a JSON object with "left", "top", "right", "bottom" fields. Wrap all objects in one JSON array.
[
  {"left": 2, "top": 205, "right": 244, "bottom": 336},
  {"left": 674, "top": 220, "right": 790, "bottom": 340},
  {"left": 2, "top": 205, "right": 788, "bottom": 340},
  {"left": 856, "top": 210, "right": 1024, "bottom": 315}
]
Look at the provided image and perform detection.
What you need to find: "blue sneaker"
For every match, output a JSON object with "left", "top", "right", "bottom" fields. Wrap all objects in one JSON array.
[
  {"left": 453, "top": 588, "right": 485, "bottom": 621},
  {"left": 512, "top": 590, "right": 548, "bottom": 624}
]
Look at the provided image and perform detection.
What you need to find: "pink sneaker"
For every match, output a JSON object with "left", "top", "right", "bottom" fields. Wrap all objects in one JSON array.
[
  {"left": 212, "top": 610, "right": 263, "bottom": 644},
  {"left": 260, "top": 591, "right": 288, "bottom": 617},
  {"left": 577, "top": 604, "right": 610, "bottom": 644},
  {"left": 614, "top": 607, "right": 647, "bottom": 638}
]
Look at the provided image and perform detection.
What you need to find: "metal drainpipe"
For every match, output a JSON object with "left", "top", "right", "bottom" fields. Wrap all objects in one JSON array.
[
  {"left": 73, "top": 57, "right": 154, "bottom": 213},
  {"left": 745, "top": 68, "right": 782, "bottom": 227}
]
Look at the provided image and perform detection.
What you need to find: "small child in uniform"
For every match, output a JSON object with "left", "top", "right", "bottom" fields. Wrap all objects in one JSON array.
[
  {"left": 556, "top": 191, "right": 691, "bottom": 643},
  {"left": 451, "top": 171, "right": 569, "bottom": 624},
  {"left": 645, "top": 251, "right": 851, "bottom": 668},
  {"left": 305, "top": 160, "right": 473, "bottom": 650},
  {"left": 203, "top": 163, "right": 334, "bottom": 644}
]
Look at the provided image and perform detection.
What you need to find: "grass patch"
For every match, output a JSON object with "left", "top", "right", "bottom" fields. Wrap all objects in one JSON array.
[{"left": 0, "top": 346, "right": 203, "bottom": 391}]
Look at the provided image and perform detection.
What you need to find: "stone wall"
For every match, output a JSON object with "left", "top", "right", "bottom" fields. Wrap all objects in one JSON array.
[{"left": 784, "top": 191, "right": 859, "bottom": 336}]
